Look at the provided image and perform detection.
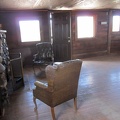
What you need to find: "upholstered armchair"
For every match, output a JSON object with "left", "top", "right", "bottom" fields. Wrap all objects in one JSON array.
[{"left": 33, "top": 59, "right": 82, "bottom": 120}]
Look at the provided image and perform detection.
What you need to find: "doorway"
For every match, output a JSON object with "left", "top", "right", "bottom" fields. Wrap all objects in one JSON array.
[{"left": 51, "top": 12, "right": 71, "bottom": 62}]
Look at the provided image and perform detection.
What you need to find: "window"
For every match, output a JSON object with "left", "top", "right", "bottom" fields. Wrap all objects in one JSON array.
[
  {"left": 77, "top": 16, "right": 95, "bottom": 38},
  {"left": 50, "top": 13, "right": 53, "bottom": 44},
  {"left": 19, "top": 20, "right": 41, "bottom": 42},
  {"left": 112, "top": 16, "right": 120, "bottom": 32}
]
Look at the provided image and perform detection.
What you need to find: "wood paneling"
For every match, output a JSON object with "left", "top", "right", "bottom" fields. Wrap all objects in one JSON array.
[
  {"left": 1, "top": 9, "right": 120, "bottom": 65},
  {"left": 71, "top": 10, "right": 109, "bottom": 59},
  {"left": 0, "top": 10, "right": 50, "bottom": 66}
]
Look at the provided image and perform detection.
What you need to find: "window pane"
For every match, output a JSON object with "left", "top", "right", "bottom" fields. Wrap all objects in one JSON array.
[
  {"left": 77, "top": 16, "right": 94, "bottom": 38},
  {"left": 112, "top": 16, "right": 120, "bottom": 32},
  {"left": 19, "top": 20, "right": 41, "bottom": 42}
]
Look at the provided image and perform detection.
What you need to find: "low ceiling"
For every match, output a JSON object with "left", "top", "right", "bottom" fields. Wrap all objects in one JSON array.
[{"left": 0, "top": 0, "right": 120, "bottom": 10}]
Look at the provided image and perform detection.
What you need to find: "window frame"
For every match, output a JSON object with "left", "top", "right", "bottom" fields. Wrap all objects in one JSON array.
[
  {"left": 19, "top": 20, "right": 41, "bottom": 43},
  {"left": 17, "top": 17, "right": 42, "bottom": 46},
  {"left": 75, "top": 14, "right": 96, "bottom": 40},
  {"left": 112, "top": 15, "right": 120, "bottom": 33}
]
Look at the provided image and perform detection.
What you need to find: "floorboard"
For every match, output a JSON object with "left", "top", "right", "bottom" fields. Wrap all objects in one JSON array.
[{"left": 1, "top": 54, "right": 120, "bottom": 120}]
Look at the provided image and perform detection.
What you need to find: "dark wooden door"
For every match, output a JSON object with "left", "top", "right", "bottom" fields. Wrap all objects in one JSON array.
[{"left": 52, "top": 12, "right": 71, "bottom": 62}]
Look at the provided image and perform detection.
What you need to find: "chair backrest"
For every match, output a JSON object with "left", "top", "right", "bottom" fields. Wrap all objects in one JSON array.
[
  {"left": 10, "top": 53, "right": 23, "bottom": 78},
  {"left": 46, "top": 59, "right": 82, "bottom": 91},
  {"left": 35, "top": 42, "right": 53, "bottom": 62}
]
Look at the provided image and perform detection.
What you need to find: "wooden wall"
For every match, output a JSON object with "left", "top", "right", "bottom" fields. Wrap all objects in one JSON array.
[
  {"left": 0, "top": 10, "right": 50, "bottom": 66},
  {"left": 71, "top": 10, "right": 109, "bottom": 59},
  {"left": 0, "top": 9, "right": 120, "bottom": 65}
]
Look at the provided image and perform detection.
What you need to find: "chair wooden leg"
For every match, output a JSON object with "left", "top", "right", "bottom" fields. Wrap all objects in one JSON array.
[
  {"left": 33, "top": 64, "right": 36, "bottom": 74},
  {"left": 74, "top": 97, "right": 77, "bottom": 112},
  {"left": 51, "top": 107, "right": 56, "bottom": 120},
  {"left": 33, "top": 97, "right": 37, "bottom": 110}
]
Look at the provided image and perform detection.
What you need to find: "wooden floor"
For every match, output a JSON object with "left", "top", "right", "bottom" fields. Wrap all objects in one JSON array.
[{"left": 1, "top": 54, "right": 120, "bottom": 120}]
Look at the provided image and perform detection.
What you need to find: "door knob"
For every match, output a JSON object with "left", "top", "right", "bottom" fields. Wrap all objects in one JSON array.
[{"left": 68, "top": 40, "right": 70, "bottom": 42}]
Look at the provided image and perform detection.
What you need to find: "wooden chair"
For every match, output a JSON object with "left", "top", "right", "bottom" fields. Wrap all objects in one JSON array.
[
  {"left": 33, "top": 42, "right": 54, "bottom": 74},
  {"left": 10, "top": 53, "right": 24, "bottom": 91},
  {"left": 33, "top": 59, "right": 82, "bottom": 120}
]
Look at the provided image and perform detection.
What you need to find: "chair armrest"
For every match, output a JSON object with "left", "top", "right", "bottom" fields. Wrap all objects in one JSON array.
[
  {"left": 34, "top": 81, "right": 48, "bottom": 89},
  {"left": 33, "top": 54, "right": 38, "bottom": 57},
  {"left": 10, "top": 53, "right": 21, "bottom": 59},
  {"left": 34, "top": 81, "right": 54, "bottom": 92},
  {"left": 33, "top": 54, "right": 39, "bottom": 61},
  {"left": 10, "top": 57, "right": 21, "bottom": 62}
]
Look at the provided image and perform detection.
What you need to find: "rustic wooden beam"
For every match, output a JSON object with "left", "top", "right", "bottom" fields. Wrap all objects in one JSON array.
[{"left": 107, "top": 10, "right": 112, "bottom": 54}]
